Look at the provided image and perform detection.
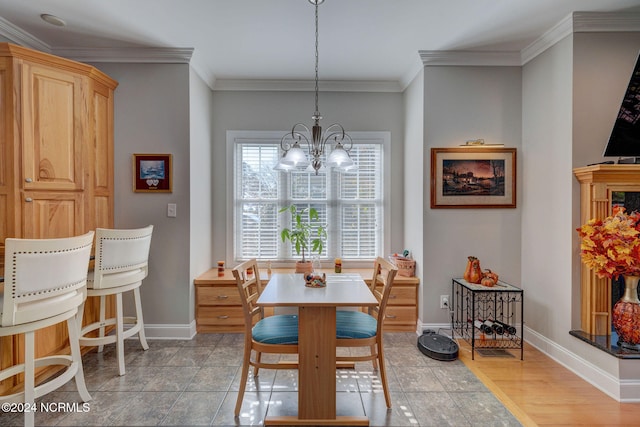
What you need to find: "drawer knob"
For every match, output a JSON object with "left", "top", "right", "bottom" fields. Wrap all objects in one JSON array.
[
  {"left": 218, "top": 315, "right": 229, "bottom": 319},
  {"left": 389, "top": 295, "right": 397, "bottom": 299},
  {"left": 217, "top": 295, "right": 229, "bottom": 299},
  {"left": 25, "top": 177, "right": 33, "bottom": 183},
  {"left": 25, "top": 197, "right": 33, "bottom": 202},
  {"left": 385, "top": 314, "right": 397, "bottom": 319}
]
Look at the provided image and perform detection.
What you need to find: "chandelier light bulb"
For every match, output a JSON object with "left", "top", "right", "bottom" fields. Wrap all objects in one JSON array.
[
  {"left": 326, "top": 144, "right": 353, "bottom": 168},
  {"left": 284, "top": 142, "right": 310, "bottom": 167}
]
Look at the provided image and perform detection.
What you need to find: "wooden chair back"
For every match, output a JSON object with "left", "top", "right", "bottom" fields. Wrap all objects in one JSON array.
[
  {"left": 370, "top": 256, "right": 398, "bottom": 334},
  {"left": 232, "top": 259, "right": 264, "bottom": 331}
]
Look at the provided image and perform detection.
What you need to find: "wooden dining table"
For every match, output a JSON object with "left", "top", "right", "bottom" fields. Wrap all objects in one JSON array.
[{"left": 257, "top": 272, "right": 378, "bottom": 426}]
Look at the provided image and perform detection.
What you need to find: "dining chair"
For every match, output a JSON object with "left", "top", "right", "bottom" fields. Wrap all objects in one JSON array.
[
  {"left": 78, "top": 225, "right": 153, "bottom": 376},
  {"left": 336, "top": 256, "right": 398, "bottom": 408},
  {"left": 0, "top": 231, "right": 95, "bottom": 427},
  {"left": 232, "top": 259, "right": 299, "bottom": 417}
]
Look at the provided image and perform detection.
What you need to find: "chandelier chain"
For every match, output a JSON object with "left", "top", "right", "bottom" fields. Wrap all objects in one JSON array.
[{"left": 314, "top": 0, "right": 319, "bottom": 118}]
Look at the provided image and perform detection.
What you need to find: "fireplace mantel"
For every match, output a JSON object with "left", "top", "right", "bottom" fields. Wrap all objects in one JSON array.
[{"left": 574, "top": 164, "right": 640, "bottom": 336}]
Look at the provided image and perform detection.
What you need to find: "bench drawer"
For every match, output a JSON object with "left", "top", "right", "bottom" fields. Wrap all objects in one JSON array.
[
  {"left": 198, "top": 306, "right": 244, "bottom": 326},
  {"left": 197, "top": 286, "right": 242, "bottom": 306}
]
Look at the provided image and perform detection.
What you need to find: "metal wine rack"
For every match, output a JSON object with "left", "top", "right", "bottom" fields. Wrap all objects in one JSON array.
[{"left": 451, "top": 278, "right": 524, "bottom": 360}]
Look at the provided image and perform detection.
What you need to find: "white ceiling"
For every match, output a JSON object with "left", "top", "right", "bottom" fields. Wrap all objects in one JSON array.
[{"left": 1, "top": 0, "right": 640, "bottom": 89}]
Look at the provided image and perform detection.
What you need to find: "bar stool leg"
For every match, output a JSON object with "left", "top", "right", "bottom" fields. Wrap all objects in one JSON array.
[
  {"left": 98, "top": 295, "right": 106, "bottom": 353},
  {"left": 116, "top": 293, "right": 125, "bottom": 376},
  {"left": 133, "top": 287, "right": 149, "bottom": 350},
  {"left": 24, "top": 330, "right": 35, "bottom": 427},
  {"left": 68, "top": 316, "right": 92, "bottom": 402}
]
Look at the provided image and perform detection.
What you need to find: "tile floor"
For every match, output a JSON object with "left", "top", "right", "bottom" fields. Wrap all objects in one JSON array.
[{"left": 0, "top": 332, "right": 521, "bottom": 426}]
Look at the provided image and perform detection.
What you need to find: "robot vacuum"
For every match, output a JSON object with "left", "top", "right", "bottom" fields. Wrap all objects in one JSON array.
[{"left": 417, "top": 330, "right": 459, "bottom": 361}]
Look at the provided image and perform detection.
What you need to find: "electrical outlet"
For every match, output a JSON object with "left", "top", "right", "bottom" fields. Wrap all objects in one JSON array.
[{"left": 440, "top": 295, "right": 449, "bottom": 309}]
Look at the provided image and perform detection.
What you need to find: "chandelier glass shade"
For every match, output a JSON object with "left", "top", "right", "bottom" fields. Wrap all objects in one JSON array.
[{"left": 275, "top": 0, "right": 355, "bottom": 175}]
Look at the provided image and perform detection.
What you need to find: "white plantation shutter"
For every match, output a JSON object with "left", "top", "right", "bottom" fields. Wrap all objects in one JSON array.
[
  {"left": 232, "top": 131, "right": 384, "bottom": 261},
  {"left": 336, "top": 145, "right": 381, "bottom": 259}
]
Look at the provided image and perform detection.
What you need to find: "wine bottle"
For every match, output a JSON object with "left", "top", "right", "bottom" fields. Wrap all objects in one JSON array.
[
  {"left": 470, "top": 319, "right": 492, "bottom": 334},
  {"left": 493, "top": 319, "right": 517, "bottom": 335},
  {"left": 482, "top": 319, "right": 504, "bottom": 335}
]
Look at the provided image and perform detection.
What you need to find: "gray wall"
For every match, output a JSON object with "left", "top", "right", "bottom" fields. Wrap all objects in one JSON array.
[
  {"left": 92, "top": 62, "right": 194, "bottom": 335},
  {"left": 189, "top": 67, "right": 215, "bottom": 323},
  {"left": 403, "top": 69, "right": 425, "bottom": 323},
  {"left": 422, "top": 65, "right": 523, "bottom": 324}
]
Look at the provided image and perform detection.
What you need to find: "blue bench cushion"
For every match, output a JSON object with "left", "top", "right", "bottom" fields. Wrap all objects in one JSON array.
[
  {"left": 252, "top": 315, "right": 299, "bottom": 344},
  {"left": 336, "top": 310, "right": 377, "bottom": 339}
]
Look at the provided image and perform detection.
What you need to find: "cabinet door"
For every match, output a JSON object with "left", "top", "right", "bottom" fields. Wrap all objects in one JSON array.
[
  {"left": 87, "top": 81, "right": 114, "bottom": 230},
  {"left": 22, "top": 191, "right": 84, "bottom": 238},
  {"left": 21, "top": 63, "right": 86, "bottom": 192}
]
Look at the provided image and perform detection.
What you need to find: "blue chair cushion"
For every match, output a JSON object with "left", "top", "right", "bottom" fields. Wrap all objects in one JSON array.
[
  {"left": 336, "top": 310, "right": 377, "bottom": 339},
  {"left": 252, "top": 315, "right": 299, "bottom": 344}
]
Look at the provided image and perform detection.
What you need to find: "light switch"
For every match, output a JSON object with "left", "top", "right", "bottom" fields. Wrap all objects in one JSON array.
[{"left": 167, "top": 203, "right": 177, "bottom": 218}]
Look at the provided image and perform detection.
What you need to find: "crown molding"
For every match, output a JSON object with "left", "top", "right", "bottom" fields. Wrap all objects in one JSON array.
[
  {"left": 419, "top": 50, "right": 521, "bottom": 67},
  {"left": 573, "top": 11, "right": 640, "bottom": 32},
  {"left": 522, "top": 11, "right": 640, "bottom": 65},
  {"left": 52, "top": 46, "right": 194, "bottom": 64},
  {"left": 0, "top": 16, "right": 51, "bottom": 52},
  {"left": 213, "top": 79, "right": 402, "bottom": 93}
]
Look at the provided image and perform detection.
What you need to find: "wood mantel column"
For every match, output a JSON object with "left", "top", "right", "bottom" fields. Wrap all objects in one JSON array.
[{"left": 574, "top": 164, "right": 640, "bottom": 335}]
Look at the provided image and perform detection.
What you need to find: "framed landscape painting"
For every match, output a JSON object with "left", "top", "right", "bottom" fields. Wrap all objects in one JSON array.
[
  {"left": 430, "top": 147, "right": 516, "bottom": 208},
  {"left": 133, "top": 153, "right": 173, "bottom": 193}
]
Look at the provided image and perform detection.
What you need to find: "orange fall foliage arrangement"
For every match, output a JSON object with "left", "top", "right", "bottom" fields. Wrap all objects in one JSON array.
[{"left": 576, "top": 207, "right": 640, "bottom": 280}]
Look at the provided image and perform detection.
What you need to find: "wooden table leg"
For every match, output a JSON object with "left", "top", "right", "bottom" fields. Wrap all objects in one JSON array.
[
  {"left": 299, "top": 306, "right": 336, "bottom": 419},
  {"left": 264, "top": 305, "right": 368, "bottom": 426}
]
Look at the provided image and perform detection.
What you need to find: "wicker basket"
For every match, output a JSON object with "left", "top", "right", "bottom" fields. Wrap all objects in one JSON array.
[{"left": 390, "top": 256, "right": 416, "bottom": 277}]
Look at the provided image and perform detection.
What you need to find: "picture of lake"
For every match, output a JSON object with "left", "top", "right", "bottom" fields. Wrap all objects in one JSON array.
[
  {"left": 140, "top": 160, "right": 166, "bottom": 179},
  {"left": 442, "top": 159, "right": 505, "bottom": 196}
]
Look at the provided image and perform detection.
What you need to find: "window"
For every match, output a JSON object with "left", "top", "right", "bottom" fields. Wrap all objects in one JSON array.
[{"left": 231, "top": 131, "right": 386, "bottom": 262}]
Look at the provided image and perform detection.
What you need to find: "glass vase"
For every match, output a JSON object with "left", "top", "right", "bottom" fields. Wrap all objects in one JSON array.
[{"left": 612, "top": 275, "right": 640, "bottom": 351}]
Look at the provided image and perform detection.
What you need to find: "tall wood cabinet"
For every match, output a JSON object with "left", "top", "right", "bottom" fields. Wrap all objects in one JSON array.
[{"left": 0, "top": 43, "right": 117, "bottom": 393}]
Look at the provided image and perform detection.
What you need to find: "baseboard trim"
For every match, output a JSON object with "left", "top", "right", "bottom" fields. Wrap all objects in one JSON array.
[
  {"left": 523, "top": 327, "right": 640, "bottom": 402},
  {"left": 142, "top": 321, "right": 197, "bottom": 340}
]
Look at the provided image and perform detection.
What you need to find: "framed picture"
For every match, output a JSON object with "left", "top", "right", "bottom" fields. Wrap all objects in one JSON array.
[
  {"left": 430, "top": 147, "right": 516, "bottom": 208},
  {"left": 133, "top": 153, "right": 172, "bottom": 193}
]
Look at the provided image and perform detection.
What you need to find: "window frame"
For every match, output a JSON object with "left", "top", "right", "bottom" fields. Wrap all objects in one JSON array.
[{"left": 227, "top": 130, "right": 391, "bottom": 267}]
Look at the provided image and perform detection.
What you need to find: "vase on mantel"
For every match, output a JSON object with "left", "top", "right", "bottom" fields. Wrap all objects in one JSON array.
[{"left": 612, "top": 275, "right": 640, "bottom": 351}]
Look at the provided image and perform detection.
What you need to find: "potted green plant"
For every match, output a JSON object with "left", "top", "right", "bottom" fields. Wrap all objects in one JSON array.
[{"left": 279, "top": 205, "right": 327, "bottom": 273}]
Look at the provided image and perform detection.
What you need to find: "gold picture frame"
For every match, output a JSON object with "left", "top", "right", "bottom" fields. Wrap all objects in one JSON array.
[
  {"left": 430, "top": 147, "right": 516, "bottom": 208},
  {"left": 133, "top": 153, "right": 172, "bottom": 193}
]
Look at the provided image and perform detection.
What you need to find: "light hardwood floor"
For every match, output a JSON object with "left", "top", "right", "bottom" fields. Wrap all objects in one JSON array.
[{"left": 457, "top": 341, "right": 640, "bottom": 426}]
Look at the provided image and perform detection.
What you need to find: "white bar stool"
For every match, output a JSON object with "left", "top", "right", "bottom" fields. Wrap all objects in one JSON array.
[
  {"left": 0, "top": 231, "right": 95, "bottom": 427},
  {"left": 78, "top": 225, "right": 153, "bottom": 376}
]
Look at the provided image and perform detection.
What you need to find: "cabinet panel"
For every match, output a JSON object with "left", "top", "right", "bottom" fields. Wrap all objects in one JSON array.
[
  {"left": 93, "top": 89, "right": 111, "bottom": 190},
  {"left": 21, "top": 63, "right": 84, "bottom": 191},
  {"left": 22, "top": 192, "right": 83, "bottom": 238},
  {"left": 94, "top": 196, "right": 111, "bottom": 229}
]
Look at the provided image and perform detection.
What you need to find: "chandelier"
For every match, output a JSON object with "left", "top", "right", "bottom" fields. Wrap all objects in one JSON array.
[{"left": 274, "top": 0, "right": 355, "bottom": 175}]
